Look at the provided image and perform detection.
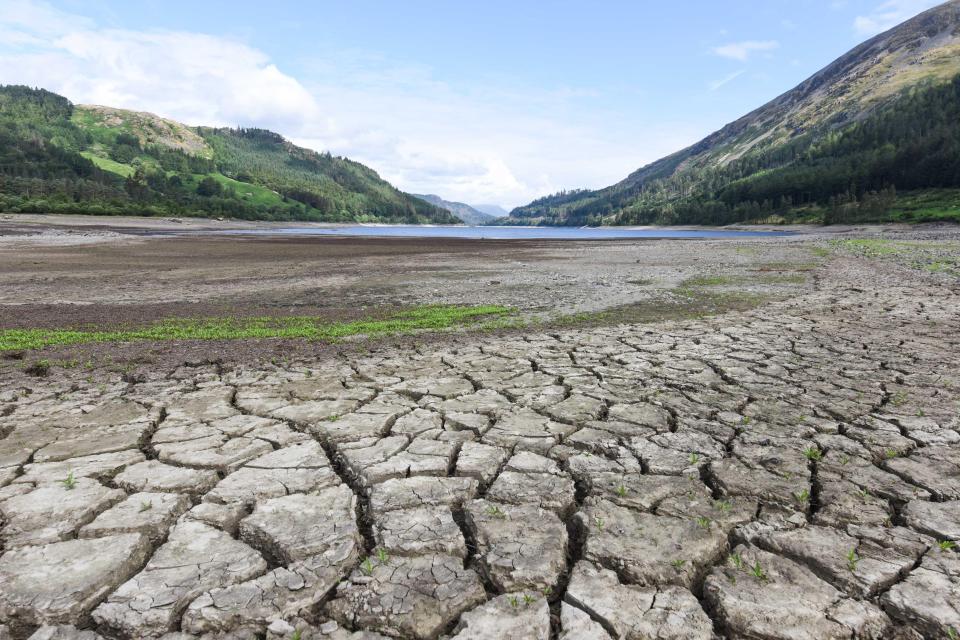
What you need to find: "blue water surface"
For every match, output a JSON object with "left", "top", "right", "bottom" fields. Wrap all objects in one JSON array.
[{"left": 211, "top": 225, "right": 790, "bottom": 240}]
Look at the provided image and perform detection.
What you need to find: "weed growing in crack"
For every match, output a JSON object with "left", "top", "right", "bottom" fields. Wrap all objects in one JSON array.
[
  {"left": 508, "top": 595, "right": 519, "bottom": 608},
  {"left": 884, "top": 449, "right": 900, "bottom": 459},
  {"left": 139, "top": 500, "right": 153, "bottom": 513},
  {"left": 360, "top": 557, "right": 374, "bottom": 576},
  {"left": 696, "top": 516, "right": 711, "bottom": 530},
  {"left": 542, "top": 586, "right": 552, "bottom": 597},
  {"left": 803, "top": 446, "right": 822, "bottom": 461},
  {"left": 615, "top": 484, "right": 628, "bottom": 497},
  {"left": 889, "top": 391, "right": 908, "bottom": 407},
  {"left": 714, "top": 500, "right": 732, "bottom": 512},
  {"left": 750, "top": 561, "right": 769, "bottom": 582},
  {"left": 593, "top": 515, "right": 605, "bottom": 531},
  {"left": 671, "top": 559, "right": 686, "bottom": 570},
  {"left": 376, "top": 548, "right": 390, "bottom": 565},
  {"left": 846, "top": 549, "right": 859, "bottom": 572},
  {"left": 794, "top": 488, "right": 810, "bottom": 504},
  {"left": 728, "top": 553, "right": 745, "bottom": 570},
  {"left": 946, "top": 626, "right": 959, "bottom": 640},
  {"left": 523, "top": 593, "right": 536, "bottom": 605},
  {"left": 689, "top": 452, "right": 700, "bottom": 465},
  {"left": 741, "top": 416, "right": 751, "bottom": 426},
  {"left": 485, "top": 504, "right": 507, "bottom": 519},
  {"left": 857, "top": 488, "right": 871, "bottom": 499},
  {"left": 938, "top": 540, "right": 957, "bottom": 552},
  {"left": 61, "top": 471, "right": 76, "bottom": 490},
  {"left": 839, "top": 454, "right": 851, "bottom": 465},
  {"left": 291, "top": 630, "right": 302, "bottom": 640}
]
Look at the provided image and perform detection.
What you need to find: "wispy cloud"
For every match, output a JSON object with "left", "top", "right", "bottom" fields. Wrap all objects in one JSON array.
[
  {"left": 853, "top": 0, "right": 942, "bottom": 36},
  {"left": 0, "top": 0, "right": 702, "bottom": 207},
  {"left": 709, "top": 70, "right": 747, "bottom": 91},
  {"left": 711, "top": 40, "right": 779, "bottom": 62}
]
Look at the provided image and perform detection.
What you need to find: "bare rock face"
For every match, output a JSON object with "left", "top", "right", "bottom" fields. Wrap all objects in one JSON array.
[
  {"left": 79, "top": 492, "right": 191, "bottom": 544},
  {"left": 563, "top": 561, "right": 712, "bottom": 640},
  {"left": 578, "top": 499, "right": 727, "bottom": 588},
  {"left": 0, "top": 534, "right": 151, "bottom": 630},
  {"left": 449, "top": 593, "right": 551, "bottom": 640},
  {"left": 882, "top": 551, "right": 960, "bottom": 637},
  {"left": 558, "top": 603, "right": 613, "bottom": 640},
  {"left": 704, "top": 545, "right": 891, "bottom": 640},
  {"left": 326, "top": 553, "right": 487, "bottom": 639},
  {"left": 27, "top": 626, "right": 105, "bottom": 640},
  {"left": 465, "top": 499, "right": 568, "bottom": 592},
  {"left": 238, "top": 487, "right": 361, "bottom": 564},
  {"left": 903, "top": 499, "right": 960, "bottom": 540},
  {"left": 92, "top": 522, "right": 267, "bottom": 638}
]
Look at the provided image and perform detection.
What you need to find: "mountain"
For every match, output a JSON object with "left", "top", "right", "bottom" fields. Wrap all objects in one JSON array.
[
  {"left": 510, "top": 0, "right": 960, "bottom": 226},
  {"left": 473, "top": 204, "right": 510, "bottom": 219},
  {"left": 0, "top": 87, "right": 458, "bottom": 224},
  {"left": 412, "top": 194, "right": 498, "bottom": 225}
]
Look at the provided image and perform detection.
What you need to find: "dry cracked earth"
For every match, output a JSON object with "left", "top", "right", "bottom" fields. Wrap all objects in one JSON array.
[{"left": 0, "top": 257, "right": 959, "bottom": 640}]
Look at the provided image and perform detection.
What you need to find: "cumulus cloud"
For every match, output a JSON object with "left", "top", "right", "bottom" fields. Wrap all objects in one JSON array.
[
  {"left": 853, "top": 0, "right": 943, "bottom": 36},
  {"left": 0, "top": 0, "right": 703, "bottom": 207},
  {"left": 711, "top": 40, "right": 780, "bottom": 62}
]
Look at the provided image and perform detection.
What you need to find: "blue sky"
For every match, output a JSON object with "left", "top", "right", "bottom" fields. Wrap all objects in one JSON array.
[{"left": 0, "top": 0, "right": 944, "bottom": 207}]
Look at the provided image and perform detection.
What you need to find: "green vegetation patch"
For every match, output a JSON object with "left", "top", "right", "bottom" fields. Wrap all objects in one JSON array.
[
  {"left": 0, "top": 305, "right": 512, "bottom": 352},
  {"left": 832, "top": 238, "right": 960, "bottom": 276}
]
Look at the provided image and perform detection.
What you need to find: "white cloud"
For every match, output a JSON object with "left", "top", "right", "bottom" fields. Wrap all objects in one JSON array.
[
  {"left": 711, "top": 40, "right": 779, "bottom": 62},
  {"left": 853, "top": 0, "right": 942, "bottom": 36},
  {"left": 709, "top": 70, "right": 747, "bottom": 91},
  {"left": 0, "top": 0, "right": 706, "bottom": 208}
]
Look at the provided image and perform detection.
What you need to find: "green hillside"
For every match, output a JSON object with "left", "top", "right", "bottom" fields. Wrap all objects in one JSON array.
[
  {"left": 0, "top": 87, "right": 458, "bottom": 223},
  {"left": 510, "top": 1, "right": 960, "bottom": 226}
]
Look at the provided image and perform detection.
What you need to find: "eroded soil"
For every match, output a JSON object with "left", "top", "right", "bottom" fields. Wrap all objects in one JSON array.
[{"left": 0, "top": 217, "right": 959, "bottom": 639}]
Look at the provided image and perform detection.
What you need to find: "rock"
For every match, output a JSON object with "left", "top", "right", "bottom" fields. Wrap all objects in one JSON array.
[
  {"left": 374, "top": 506, "right": 466, "bottom": 557},
  {"left": 93, "top": 522, "right": 267, "bottom": 638},
  {"left": 368, "top": 476, "right": 478, "bottom": 516},
  {"left": 114, "top": 460, "right": 219, "bottom": 496},
  {"left": 578, "top": 499, "right": 727, "bottom": 588},
  {"left": 564, "top": 561, "right": 712, "bottom": 640},
  {"left": 14, "top": 450, "right": 145, "bottom": 485},
  {"left": 882, "top": 550, "right": 960, "bottom": 637},
  {"left": 449, "top": 593, "right": 550, "bottom": 639},
  {"left": 558, "top": 603, "right": 613, "bottom": 640},
  {"left": 704, "top": 545, "right": 890, "bottom": 640},
  {"left": 485, "top": 471, "right": 575, "bottom": 516},
  {"left": 239, "top": 487, "right": 361, "bottom": 564},
  {"left": 465, "top": 499, "right": 567, "bottom": 592},
  {"left": 28, "top": 626, "right": 105, "bottom": 640},
  {"left": 183, "top": 539, "right": 359, "bottom": 634},
  {"left": 0, "top": 534, "right": 150, "bottom": 628},
  {"left": 326, "top": 553, "right": 487, "bottom": 639},
  {"left": 179, "top": 502, "right": 248, "bottom": 535},
  {"left": 79, "top": 492, "right": 191, "bottom": 544},
  {"left": 903, "top": 499, "right": 960, "bottom": 540},
  {"left": 0, "top": 478, "right": 126, "bottom": 548},
  {"left": 482, "top": 409, "right": 575, "bottom": 454}
]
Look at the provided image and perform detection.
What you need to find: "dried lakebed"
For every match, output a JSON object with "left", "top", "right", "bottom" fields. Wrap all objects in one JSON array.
[{"left": 0, "top": 258, "right": 959, "bottom": 639}]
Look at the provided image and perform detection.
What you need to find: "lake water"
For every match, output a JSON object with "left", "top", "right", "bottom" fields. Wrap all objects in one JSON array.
[{"left": 210, "top": 225, "right": 791, "bottom": 240}]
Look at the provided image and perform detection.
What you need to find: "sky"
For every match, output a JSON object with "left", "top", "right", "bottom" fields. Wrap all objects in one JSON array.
[{"left": 0, "top": 0, "right": 945, "bottom": 208}]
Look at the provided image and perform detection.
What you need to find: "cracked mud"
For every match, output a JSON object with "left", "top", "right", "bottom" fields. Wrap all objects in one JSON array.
[{"left": 1, "top": 237, "right": 959, "bottom": 639}]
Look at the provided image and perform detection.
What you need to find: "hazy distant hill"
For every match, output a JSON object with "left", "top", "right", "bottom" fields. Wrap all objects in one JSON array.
[
  {"left": 473, "top": 204, "right": 510, "bottom": 219},
  {"left": 510, "top": 0, "right": 960, "bottom": 226},
  {"left": 412, "top": 194, "right": 497, "bottom": 225},
  {"left": 0, "top": 87, "right": 458, "bottom": 224}
]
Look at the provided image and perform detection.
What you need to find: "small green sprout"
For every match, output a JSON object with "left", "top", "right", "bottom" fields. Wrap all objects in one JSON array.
[
  {"left": 542, "top": 585, "right": 552, "bottom": 596},
  {"left": 714, "top": 500, "right": 732, "bottom": 512},
  {"left": 671, "top": 558, "right": 686, "bottom": 569},
  {"left": 360, "top": 557, "right": 374, "bottom": 575},
  {"left": 485, "top": 504, "right": 507, "bottom": 519},
  {"left": 615, "top": 484, "right": 628, "bottom": 497},
  {"left": 884, "top": 449, "right": 900, "bottom": 459},
  {"left": 291, "top": 630, "right": 302, "bottom": 640},
  {"left": 523, "top": 593, "right": 536, "bottom": 605},
  {"left": 846, "top": 548, "right": 859, "bottom": 572},
  {"left": 139, "top": 500, "right": 153, "bottom": 513},
  {"left": 689, "top": 452, "right": 700, "bottom": 465},
  {"left": 938, "top": 540, "right": 956, "bottom": 552},
  {"left": 839, "top": 454, "right": 851, "bottom": 465},
  {"left": 593, "top": 516, "right": 605, "bottom": 531},
  {"left": 376, "top": 548, "right": 390, "bottom": 565},
  {"left": 61, "top": 471, "right": 77, "bottom": 490},
  {"left": 508, "top": 595, "right": 519, "bottom": 608},
  {"left": 795, "top": 489, "right": 810, "bottom": 504},
  {"left": 946, "top": 626, "right": 959, "bottom": 640},
  {"left": 750, "top": 561, "right": 768, "bottom": 582},
  {"left": 728, "top": 553, "right": 744, "bottom": 570},
  {"left": 741, "top": 416, "right": 751, "bottom": 425},
  {"left": 696, "top": 516, "right": 711, "bottom": 530},
  {"left": 803, "top": 447, "right": 822, "bottom": 461}
]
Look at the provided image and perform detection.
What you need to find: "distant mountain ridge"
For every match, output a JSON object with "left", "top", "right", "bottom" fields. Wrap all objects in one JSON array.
[
  {"left": 412, "top": 194, "right": 498, "bottom": 225},
  {"left": 0, "top": 86, "right": 457, "bottom": 224},
  {"left": 473, "top": 204, "right": 510, "bottom": 219},
  {"left": 510, "top": 0, "right": 960, "bottom": 226}
]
